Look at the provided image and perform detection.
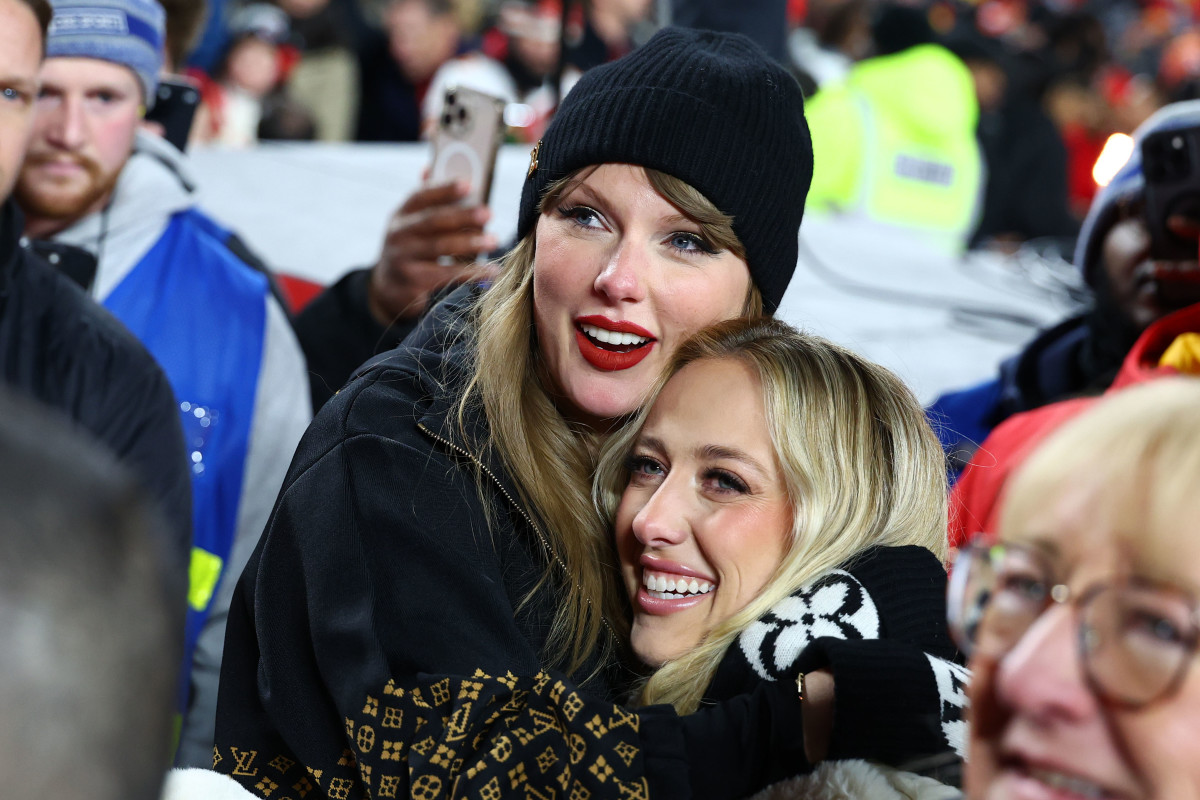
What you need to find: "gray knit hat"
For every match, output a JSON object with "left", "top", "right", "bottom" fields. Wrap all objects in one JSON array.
[
  {"left": 519, "top": 27, "right": 813, "bottom": 313},
  {"left": 46, "top": 0, "right": 166, "bottom": 107},
  {"left": 1076, "top": 99, "right": 1200, "bottom": 285}
]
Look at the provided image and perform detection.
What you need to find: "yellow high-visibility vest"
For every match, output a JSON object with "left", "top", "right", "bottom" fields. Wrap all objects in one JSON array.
[
  {"left": 806, "top": 44, "right": 983, "bottom": 252},
  {"left": 188, "top": 546, "right": 223, "bottom": 612}
]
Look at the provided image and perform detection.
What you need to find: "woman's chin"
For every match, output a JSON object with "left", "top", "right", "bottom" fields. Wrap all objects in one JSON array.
[
  {"left": 634, "top": 649, "right": 669, "bottom": 670},
  {"left": 630, "top": 617, "right": 699, "bottom": 669}
]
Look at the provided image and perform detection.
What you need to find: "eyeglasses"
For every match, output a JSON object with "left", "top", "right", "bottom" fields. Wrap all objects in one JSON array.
[{"left": 947, "top": 541, "right": 1200, "bottom": 708}]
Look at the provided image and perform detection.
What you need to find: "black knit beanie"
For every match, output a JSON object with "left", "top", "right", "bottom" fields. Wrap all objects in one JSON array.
[{"left": 517, "top": 26, "right": 813, "bottom": 313}]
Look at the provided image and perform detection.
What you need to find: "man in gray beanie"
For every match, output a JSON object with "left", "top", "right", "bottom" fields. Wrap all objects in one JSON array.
[{"left": 13, "top": 0, "right": 312, "bottom": 768}]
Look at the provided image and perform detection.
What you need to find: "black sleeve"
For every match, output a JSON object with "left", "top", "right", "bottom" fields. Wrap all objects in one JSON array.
[
  {"left": 677, "top": 681, "right": 808, "bottom": 797},
  {"left": 293, "top": 268, "right": 420, "bottom": 411},
  {"left": 797, "top": 638, "right": 967, "bottom": 763},
  {"left": 39, "top": 261, "right": 193, "bottom": 585},
  {"left": 79, "top": 345, "right": 193, "bottom": 583}
]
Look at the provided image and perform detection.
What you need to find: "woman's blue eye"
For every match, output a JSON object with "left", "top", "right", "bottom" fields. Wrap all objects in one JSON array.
[
  {"left": 626, "top": 455, "right": 666, "bottom": 483},
  {"left": 668, "top": 232, "right": 717, "bottom": 254},
  {"left": 706, "top": 469, "right": 748, "bottom": 494},
  {"left": 1120, "top": 606, "right": 1190, "bottom": 646},
  {"left": 1139, "top": 614, "right": 1186, "bottom": 644},
  {"left": 996, "top": 571, "right": 1048, "bottom": 605},
  {"left": 558, "top": 205, "right": 603, "bottom": 229}
]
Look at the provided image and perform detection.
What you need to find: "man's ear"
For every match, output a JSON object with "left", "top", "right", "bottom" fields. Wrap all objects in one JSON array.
[{"left": 140, "top": 119, "right": 166, "bottom": 138}]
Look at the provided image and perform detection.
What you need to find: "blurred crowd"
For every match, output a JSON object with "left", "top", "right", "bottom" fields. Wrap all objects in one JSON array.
[
  {"left": 175, "top": 0, "right": 655, "bottom": 146},
  {"left": 178, "top": 0, "right": 1200, "bottom": 248}
]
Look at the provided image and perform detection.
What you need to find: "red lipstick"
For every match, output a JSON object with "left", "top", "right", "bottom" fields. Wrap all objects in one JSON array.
[
  {"left": 574, "top": 315, "right": 656, "bottom": 372},
  {"left": 576, "top": 315, "right": 655, "bottom": 337}
]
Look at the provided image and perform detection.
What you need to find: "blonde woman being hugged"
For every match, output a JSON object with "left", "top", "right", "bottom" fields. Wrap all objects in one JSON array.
[{"left": 596, "top": 318, "right": 968, "bottom": 795}]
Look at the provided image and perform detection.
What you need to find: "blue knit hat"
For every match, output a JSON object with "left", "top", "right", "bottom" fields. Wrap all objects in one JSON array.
[
  {"left": 46, "top": 0, "right": 166, "bottom": 108},
  {"left": 1076, "top": 99, "right": 1200, "bottom": 285}
]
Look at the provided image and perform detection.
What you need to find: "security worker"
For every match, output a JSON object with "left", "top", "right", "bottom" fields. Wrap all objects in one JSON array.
[{"left": 805, "top": 42, "right": 983, "bottom": 252}]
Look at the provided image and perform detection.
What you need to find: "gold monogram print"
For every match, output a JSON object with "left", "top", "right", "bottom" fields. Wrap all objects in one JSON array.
[{"left": 217, "top": 670, "right": 649, "bottom": 799}]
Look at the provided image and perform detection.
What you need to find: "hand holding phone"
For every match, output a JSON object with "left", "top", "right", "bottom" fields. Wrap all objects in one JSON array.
[
  {"left": 428, "top": 86, "right": 506, "bottom": 208},
  {"left": 368, "top": 182, "right": 499, "bottom": 323}
]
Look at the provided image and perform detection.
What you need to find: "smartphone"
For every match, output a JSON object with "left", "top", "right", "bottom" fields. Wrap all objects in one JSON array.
[
  {"left": 428, "top": 86, "right": 506, "bottom": 208},
  {"left": 1141, "top": 126, "right": 1200, "bottom": 260},
  {"left": 145, "top": 76, "right": 201, "bottom": 152}
]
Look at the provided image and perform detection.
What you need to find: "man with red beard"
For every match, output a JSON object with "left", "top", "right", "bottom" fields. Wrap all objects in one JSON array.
[
  {"left": 14, "top": 0, "right": 311, "bottom": 768},
  {"left": 929, "top": 100, "right": 1200, "bottom": 477}
]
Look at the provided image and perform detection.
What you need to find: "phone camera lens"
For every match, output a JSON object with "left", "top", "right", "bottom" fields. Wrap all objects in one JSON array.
[
  {"left": 458, "top": 106, "right": 468, "bottom": 121},
  {"left": 442, "top": 112, "right": 453, "bottom": 127}
]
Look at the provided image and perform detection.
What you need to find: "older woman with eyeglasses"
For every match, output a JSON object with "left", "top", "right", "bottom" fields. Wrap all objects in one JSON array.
[{"left": 949, "top": 377, "right": 1200, "bottom": 800}]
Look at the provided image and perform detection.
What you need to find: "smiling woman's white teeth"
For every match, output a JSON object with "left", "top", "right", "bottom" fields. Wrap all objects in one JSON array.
[
  {"left": 1028, "top": 768, "right": 1108, "bottom": 799},
  {"left": 642, "top": 572, "right": 714, "bottom": 597},
  {"left": 580, "top": 324, "right": 650, "bottom": 347}
]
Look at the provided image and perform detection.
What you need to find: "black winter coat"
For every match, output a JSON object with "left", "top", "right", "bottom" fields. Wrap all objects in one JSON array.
[{"left": 0, "top": 199, "right": 191, "bottom": 577}]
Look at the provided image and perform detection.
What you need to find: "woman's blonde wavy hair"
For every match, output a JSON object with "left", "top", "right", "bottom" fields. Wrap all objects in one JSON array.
[
  {"left": 593, "top": 317, "right": 949, "bottom": 713},
  {"left": 454, "top": 166, "right": 762, "bottom": 678},
  {"left": 999, "top": 378, "right": 1200, "bottom": 565}
]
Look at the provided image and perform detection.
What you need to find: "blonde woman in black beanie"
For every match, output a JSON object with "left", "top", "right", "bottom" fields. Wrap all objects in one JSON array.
[{"left": 215, "top": 27, "right": 952, "bottom": 799}]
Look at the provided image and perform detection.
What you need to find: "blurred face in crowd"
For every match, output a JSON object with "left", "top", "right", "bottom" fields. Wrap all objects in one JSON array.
[
  {"left": 16, "top": 57, "right": 142, "bottom": 238},
  {"left": 1101, "top": 204, "right": 1200, "bottom": 331},
  {"left": 531, "top": 164, "right": 751, "bottom": 427},
  {"left": 276, "top": 0, "right": 327, "bottom": 18},
  {"left": 385, "top": 0, "right": 460, "bottom": 85},
  {"left": 0, "top": 0, "right": 42, "bottom": 203},
  {"left": 592, "top": 0, "right": 653, "bottom": 26},
  {"left": 968, "top": 60, "right": 1007, "bottom": 114},
  {"left": 965, "top": 477, "right": 1200, "bottom": 799},
  {"left": 614, "top": 356, "right": 791, "bottom": 667},
  {"left": 225, "top": 37, "right": 281, "bottom": 97},
  {"left": 502, "top": 3, "right": 560, "bottom": 78}
]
